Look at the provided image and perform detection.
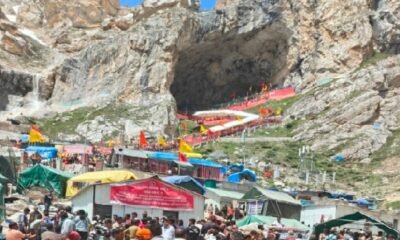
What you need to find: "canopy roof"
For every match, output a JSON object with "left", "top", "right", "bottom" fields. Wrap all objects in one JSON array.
[
  {"left": 315, "top": 212, "right": 399, "bottom": 238},
  {"left": 189, "top": 158, "right": 223, "bottom": 168},
  {"left": 242, "top": 186, "right": 300, "bottom": 206},
  {"left": 237, "top": 215, "right": 308, "bottom": 231},
  {"left": 115, "top": 148, "right": 149, "bottom": 159},
  {"left": 17, "top": 164, "right": 73, "bottom": 197},
  {"left": 162, "top": 176, "right": 205, "bottom": 195},
  {"left": 227, "top": 169, "right": 257, "bottom": 183},
  {"left": 206, "top": 187, "right": 244, "bottom": 200},
  {"left": 25, "top": 146, "right": 58, "bottom": 159},
  {"left": 66, "top": 169, "right": 137, "bottom": 197}
]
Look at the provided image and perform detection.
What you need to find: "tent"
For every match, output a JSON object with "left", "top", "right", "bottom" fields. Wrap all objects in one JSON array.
[
  {"left": 25, "top": 146, "right": 58, "bottom": 159},
  {"left": 237, "top": 215, "right": 309, "bottom": 231},
  {"left": 147, "top": 151, "right": 194, "bottom": 168},
  {"left": 0, "top": 155, "right": 16, "bottom": 183},
  {"left": 315, "top": 212, "right": 399, "bottom": 239},
  {"left": 227, "top": 169, "right": 257, "bottom": 183},
  {"left": 17, "top": 164, "right": 73, "bottom": 197},
  {"left": 242, "top": 186, "right": 301, "bottom": 219},
  {"left": 162, "top": 176, "right": 205, "bottom": 195},
  {"left": 189, "top": 158, "right": 223, "bottom": 168},
  {"left": 66, "top": 170, "right": 137, "bottom": 197},
  {"left": 0, "top": 183, "right": 4, "bottom": 221}
]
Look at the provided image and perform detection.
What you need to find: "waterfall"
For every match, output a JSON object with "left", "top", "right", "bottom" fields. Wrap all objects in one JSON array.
[
  {"left": 29, "top": 74, "right": 44, "bottom": 112},
  {"left": 32, "top": 75, "right": 40, "bottom": 103}
]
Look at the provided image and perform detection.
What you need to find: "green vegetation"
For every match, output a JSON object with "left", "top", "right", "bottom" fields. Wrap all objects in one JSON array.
[
  {"left": 253, "top": 119, "right": 304, "bottom": 137},
  {"left": 36, "top": 104, "right": 132, "bottom": 140},
  {"left": 370, "top": 129, "right": 400, "bottom": 162},
  {"left": 356, "top": 52, "right": 392, "bottom": 71},
  {"left": 247, "top": 95, "right": 302, "bottom": 114},
  {"left": 385, "top": 201, "right": 400, "bottom": 210}
]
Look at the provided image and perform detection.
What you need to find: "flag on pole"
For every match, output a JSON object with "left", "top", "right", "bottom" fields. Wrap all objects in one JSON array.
[
  {"left": 181, "top": 122, "right": 187, "bottom": 131},
  {"left": 139, "top": 131, "right": 147, "bottom": 148},
  {"left": 178, "top": 152, "right": 188, "bottom": 162},
  {"left": 179, "top": 140, "right": 193, "bottom": 153},
  {"left": 158, "top": 135, "right": 166, "bottom": 146},
  {"left": 29, "top": 125, "right": 45, "bottom": 143},
  {"left": 200, "top": 125, "right": 208, "bottom": 134}
]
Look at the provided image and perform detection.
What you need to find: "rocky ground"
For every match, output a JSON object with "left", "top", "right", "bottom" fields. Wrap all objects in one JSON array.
[{"left": 1, "top": 0, "right": 400, "bottom": 207}]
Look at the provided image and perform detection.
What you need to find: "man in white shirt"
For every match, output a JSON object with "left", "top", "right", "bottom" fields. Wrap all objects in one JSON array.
[
  {"left": 60, "top": 212, "right": 74, "bottom": 236},
  {"left": 162, "top": 219, "right": 175, "bottom": 240}
]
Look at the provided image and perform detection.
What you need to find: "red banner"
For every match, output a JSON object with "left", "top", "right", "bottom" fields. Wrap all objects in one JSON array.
[{"left": 110, "top": 179, "right": 194, "bottom": 211}]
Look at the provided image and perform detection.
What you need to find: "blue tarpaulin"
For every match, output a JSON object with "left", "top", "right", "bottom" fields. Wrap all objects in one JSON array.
[
  {"left": 148, "top": 152, "right": 177, "bottom": 161},
  {"left": 189, "top": 158, "right": 223, "bottom": 168},
  {"left": 25, "top": 146, "right": 58, "bottom": 159},
  {"left": 227, "top": 169, "right": 256, "bottom": 183},
  {"left": 20, "top": 134, "right": 29, "bottom": 143},
  {"left": 162, "top": 175, "right": 205, "bottom": 195}
]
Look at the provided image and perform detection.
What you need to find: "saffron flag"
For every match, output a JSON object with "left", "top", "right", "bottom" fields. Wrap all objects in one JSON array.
[
  {"left": 139, "top": 131, "right": 147, "bottom": 148},
  {"left": 181, "top": 122, "right": 187, "bottom": 131},
  {"left": 179, "top": 140, "right": 192, "bottom": 153},
  {"left": 200, "top": 125, "right": 208, "bottom": 134},
  {"left": 158, "top": 135, "right": 166, "bottom": 146},
  {"left": 259, "top": 107, "right": 268, "bottom": 117},
  {"left": 29, "top": 125, "right": 45, "bottom": 143},
  {"left": 178, "top": 152, "right": 188, "bottom": 162}
]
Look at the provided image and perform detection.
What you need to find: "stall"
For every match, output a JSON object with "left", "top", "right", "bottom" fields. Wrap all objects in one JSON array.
[
  {"left": 189, "top": 158, "right": 223, "bottom": 181},
  {"left": 315, "top": 212, "right": 399, "bottom": 239},
  {"left": 17, "top": 164, "right": 73, "bottom": 197},
  {"left": 241, "top": 186, "right": 301, "bottom": 220},
  {"left": 71, "top": 176, "right": 205, "bottom": 223},
  {"left": 66, "top": 169, "right": 137, "bottom": 197}
]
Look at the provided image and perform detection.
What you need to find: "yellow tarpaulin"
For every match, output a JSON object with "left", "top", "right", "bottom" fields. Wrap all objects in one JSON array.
[
  {"left": 66, "top": 170, "right": 136, "bottom": 198},
  {"left": 184, "top": 152, "right": 203, "bottom": 158}
]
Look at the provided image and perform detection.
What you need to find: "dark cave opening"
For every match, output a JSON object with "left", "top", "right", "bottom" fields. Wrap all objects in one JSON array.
[{"left": 171, "top": 31, "right": 289, "bottom": 112}]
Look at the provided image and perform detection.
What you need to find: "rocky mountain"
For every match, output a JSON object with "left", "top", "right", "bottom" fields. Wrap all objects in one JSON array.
[{"left": 0, "top": 0, "right": 399, "bottom": 166}]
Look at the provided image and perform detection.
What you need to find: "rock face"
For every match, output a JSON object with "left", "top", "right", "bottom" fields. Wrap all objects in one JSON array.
[
  {"left": 0, "top": 0, "right": 399, "bottom": 151},
  {"left": 288, "top": 56, "right": 400, "bottom": 161}
]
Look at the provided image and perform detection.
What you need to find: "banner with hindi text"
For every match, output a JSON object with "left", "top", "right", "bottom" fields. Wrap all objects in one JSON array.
[{"left": 110, "top": 178, "right": 194, "bottom": 211}]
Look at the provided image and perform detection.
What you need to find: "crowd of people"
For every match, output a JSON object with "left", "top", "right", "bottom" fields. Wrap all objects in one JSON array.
[
  {"left": 318, "top": 228, "right": 395, "bottom": 240},
  {"left": 1, "top": 204, "right": 308, "bottom": 240}
]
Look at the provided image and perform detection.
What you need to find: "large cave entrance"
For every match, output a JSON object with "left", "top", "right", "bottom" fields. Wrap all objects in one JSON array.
[{"left": 171, "top": 30, "right": 289, "bottom": 112}]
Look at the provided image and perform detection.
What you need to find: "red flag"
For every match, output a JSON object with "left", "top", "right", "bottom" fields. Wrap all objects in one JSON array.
[
  {"left": 181, "top": 122, "right": 187, "bottom": 131},
  {"left": 139, "top": 131, "right": 147, "bottom": 148},
  {"left": 178, "top": 152, "right": 188, "bottom": 162}
]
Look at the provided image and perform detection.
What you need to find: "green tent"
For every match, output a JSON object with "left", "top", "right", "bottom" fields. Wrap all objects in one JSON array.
[
  {"left": 315, "top": 212, "right": 399, "bottom": 239},
  {"left": 0, "top": 183, "right": 4, "bottom": 221},
  {"left": 237, "top": 215, "right": 309, "bottom": 231},
  {"left": 0, "top": 155, "right": 16, "bottom": 183},
  {"left": 17, "top": 164, "right": 73, "bottom": 197}
]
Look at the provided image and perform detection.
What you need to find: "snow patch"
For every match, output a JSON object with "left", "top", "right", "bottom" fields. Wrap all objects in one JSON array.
[
  {"left": 18, "top": 28, "right": 46, "bottom": 45},
  {"left": 5, "top": 14, "right": 16, "bottom": 23}
]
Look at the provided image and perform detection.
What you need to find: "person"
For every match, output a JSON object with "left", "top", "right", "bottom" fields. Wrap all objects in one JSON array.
[
  {"left": 124, "top": 219, "right": 140, "bottom": 240},
  {"left": 41, "top": 223, "right": 64, "bottom": 240},
  {"left": 162, "top": 219, "right": 175, "bottom": 240},
  {"left": 142, "top": 211, "right": 148, "bottom": 220},
  {"left": 227, "top": 204, "right": 234, "bottom": 221},
  {"left": 375, "top": 231, "right": 384, "bottom": 240},
  {"left": 136, "top": 223, "right": 151, "bottom": 240},
  {"left": 29, "top": 207, "right": 43, "bottom": 225},
  {"left": 0, "top": 226, "right": 5, "bottom": 240},
  {"left": 68, "top": 230, "right": 82, "bottom": 240},
  {"left": 149, "top": 223, "right": 163, "bottom": 240},
  {"left": 287, "top": 230, "right": 296, "bottom": 240},
  {"left": 111, "top": 228, "right": 124, "bottom": 240},
  {"left": 124, "top": 214, "right": 132, "bottom": 226},
  {"left": 132, "top": 212, "right": 138, "bottom": 221},
  {"left": 175, "top": 228, "right": 186, "bottom": 240},
  {"left": 61, "top": 212, "right": 75, "bottom": 236},
  {"left": 186, "top": 218, "right": 200, "bottom": 240},
  {"left": 6, "top": 222, "right": 34, "bottom": 240},
  {"left": 44, "top": 192, "right": 53, "bottom": 212},
  {"left": 319, "top": 228, "right": 329, "bottom": 240},
  {"left": 74, "top": 210, "right": 91, "bottom": 240},
  {"left": 326, "top": 229, "right": 337, "bottom": 240},
  {"left": 18, "top": 208, "right": 30, "bottom": 233},
  {"left": 177, "top": 220, "right": 185, "bottom": 230}
]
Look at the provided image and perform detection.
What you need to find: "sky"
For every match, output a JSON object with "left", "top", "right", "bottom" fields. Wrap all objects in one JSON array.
[{"left": 120, "top": 0, "right": 217, "bottom": 10}]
